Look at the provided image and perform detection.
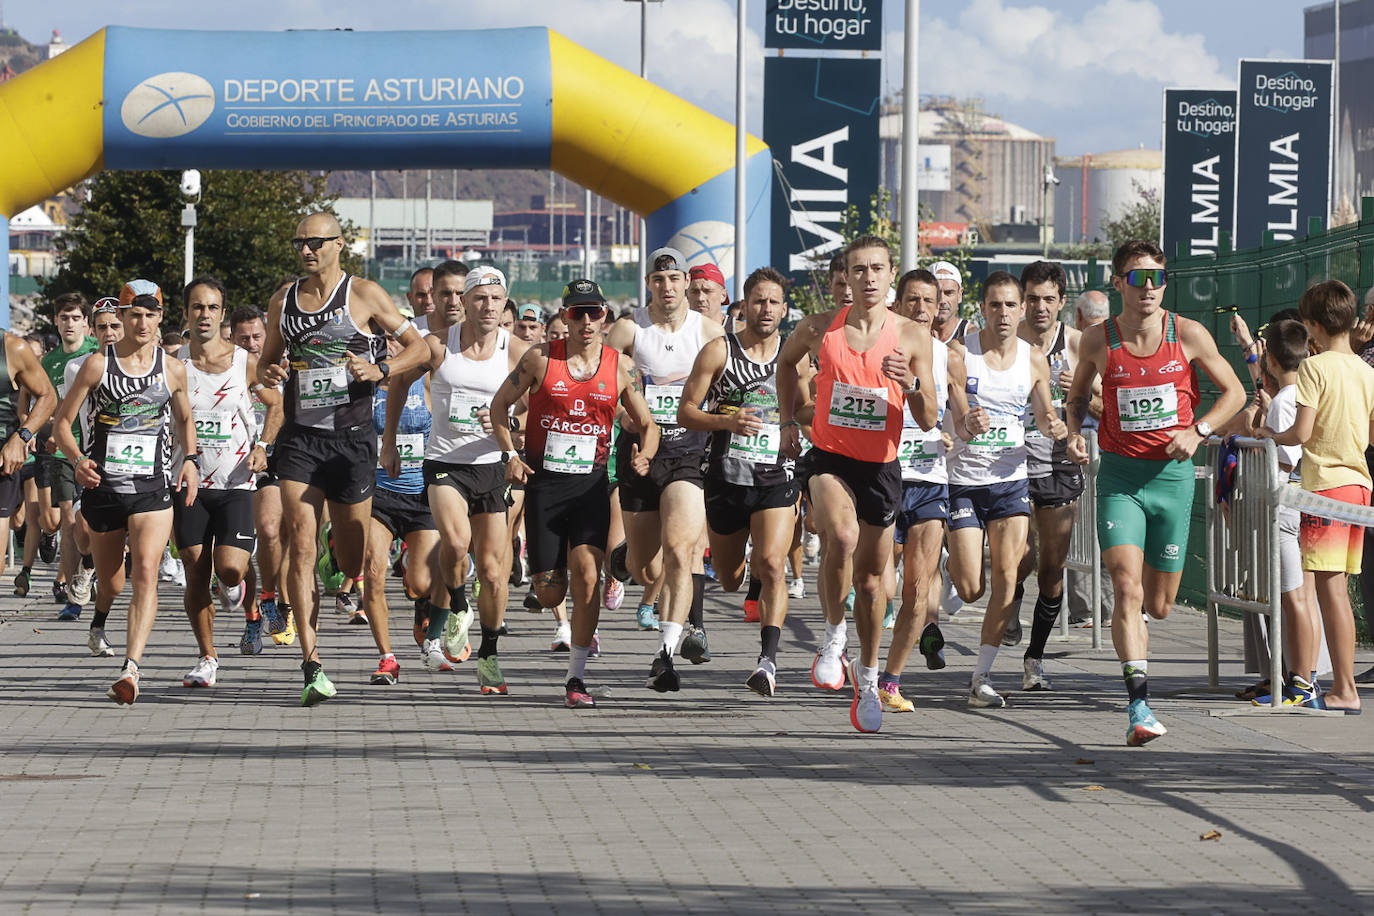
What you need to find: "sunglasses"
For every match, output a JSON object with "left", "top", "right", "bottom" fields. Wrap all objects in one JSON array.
[
  {"left": 1122, "top": 268, "right": 1167, "bottom": 288},
  {"left": 566, "top": 305, "right": 607, "bottom": 321},
  {"left": 291, "top": 235, "right": 340, "bottom": 252},
  {"left": 93, "top": 297, "right": 119, "bottom": 315}
]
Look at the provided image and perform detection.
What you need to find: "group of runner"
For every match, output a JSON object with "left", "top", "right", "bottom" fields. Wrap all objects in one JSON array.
[{"left": 6, "top": 213, "right": 1258, "bottom": 744}]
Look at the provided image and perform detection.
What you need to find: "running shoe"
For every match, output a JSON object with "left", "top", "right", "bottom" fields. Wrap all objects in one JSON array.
[
  {"left": 370, "top": 655, "right": 400, "bottom": 686},
  {"left": 1251, "top": 675, "right": 1325, "bottom": 708},
  {"left": 523, "top": 591, "right": 544, "bottom": 612},
  {"left": 108, "top": 663, "right": 140, "bottom": 705},
  {"left": 1126, "top": 699, "right": 1167, "bottom": 746},
  {"left": 788, "top": 577, "right": 805, "bottom": 600},
  {"left": 968, "top": 673, "right": 1006, "bottom": 709},
  {"left": 69, "top": 567, "right": 94, "bottom": 607},
  {"left": 589, "top": 631, "right": 601, "bottom": 658},
  {"left": 1355, "top": 665, "right": 1374, "bottom": 685},
  {"left": 565, "top": 677, "right": 595, "bottom": 708},
  {"left": 849, "top": 660, "right": 882, "bottom": 733},
  {"left": 183, "top": 656, "right": 219, "bottom": 688},
  {"left": 51, "top": 579, "right": 67, "bottom": 605},
  {"left": 803, "top": 531, "right": 819, "bottom": 562},
  {"left": 881, "top": 599, "right": 895, "bottom": 630},
  {"left": 38, "top": 531, "right": 58, "bottom": 564},
  {"left": 919, "top": 623, "right": 946, "bottom": 670},
  {"left": 272, "top": 611, "right": 297, "bottom": 646},
  {"left": 422, "top": 639, "right": 453, "bottom": 672},
  {"left": 702, "top": 551, "right": 714, "bottom": 581},
  {"left": 680, "top": 625, "right": 710, "bottom": 664},
  {"left": 240, "top": 618, "right": 263, "bottom": 656},
  {"left": 878, "top": 681, "right": 914, "bottom": 713},
  {"left": 746, "top": 661, "right": 776, "bottom": 697},
  {"left": 742, "top": 599, "right": 760, "bottom": 623},
  {"left": 635, "top": 603, "right": 659, "bottom": 631},
  {"left": 1001, "top": 616, "right": 1023, "bottom": 647},
  {"left": 158, "top": 547, "right": 180, "bottom": 582},
  {"left": 1023, "top": 657, "right": 1050, "bottom": 691},
  {"left": 57, "top": 603, "right": 81, "bottom": 621},
  {"left": 262, "top": 598, "right": 287, "bottom": 637},
  {"left": 301, "top": 668, "right": 337, "bottom": 707},
  {"left": 218, "top": 581, "right": 245, "bottom": 616},
  {"left": 477, "top": 656, "right": 508, "bottom": 695},
  {"left": 13, "top": 568, "right": 30, "bottom": 597},
  {"left": 646, "top": 649, "right": 680, "bottom": 693},
  {"left": 939, "top": 577, "right": 961, "bottom": 618},
  {"left": 603, "top": 576, "right": 624, "bottom": 611},
  {"left": 842, "top": 588, "right": 855, "bottom": 614},
  {"left": 443, "top": 607, "right": 473, "bottom": 663},
  {"left": 551, "top": 621, "right": 572, "bottom": 652},
  {"left": 810, "top": 635, "right": 848, "bottom": 690},
  {"left": 336, "top": 590, "right": 359, "bottom": 617},
  {"left": 87, "top": 627, "right": 113, "bottom": 658}
]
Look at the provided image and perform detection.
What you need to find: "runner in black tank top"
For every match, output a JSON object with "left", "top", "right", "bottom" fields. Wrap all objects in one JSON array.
[
  {"left": 258, "top": 212, "right": 431, "bottom": 706},
  {"left": 0, "top": 331, "right": 59, "bottom": 573},
  {"left": 53, "top": 279, "right": 199, "bottom": 706},
  {"left": 679, "top": 268, "right": 800, "bottom": 698}
]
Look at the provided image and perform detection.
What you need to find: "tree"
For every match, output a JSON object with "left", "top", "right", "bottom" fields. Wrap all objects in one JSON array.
[
  {"left": 1101, "top": 179, "right": 1162, "bottom": 252},
  {"left": 44, "top": 170, "right": 359, "bottom": 328}
]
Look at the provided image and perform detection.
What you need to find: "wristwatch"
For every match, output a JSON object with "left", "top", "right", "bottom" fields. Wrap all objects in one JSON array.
[
  {"left": 15, "top": 428, "right": 32, "bottom": 444},
  {"left": 377, "top": 361, "right": 391, "bottom": 379},
  {"left": 1195, "top": 420, "right": 1212, "bottom": 438},
  {"left": 501, "top": 451, "right": 514, "bottom": 464},
  {"left": 903, "top": 378, "right": 920, "bottom": 394},
  {"left": 184, "top": 452, "right": 202, "bottom": 471}
]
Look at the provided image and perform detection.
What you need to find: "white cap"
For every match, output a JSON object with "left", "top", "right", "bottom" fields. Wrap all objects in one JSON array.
[
  {"left": 463, "top": 266, "right": 507, "bottom": 293},
  {"left": 930, "top": 260, "right": 962, "bottom": 286}
]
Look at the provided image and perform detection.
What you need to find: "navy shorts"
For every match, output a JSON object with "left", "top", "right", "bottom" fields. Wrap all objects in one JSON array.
[
  {"left": 948, "top": 479, "right": 1031, "bottom": 531},
  {"left": 894, "top": 481, "right": 948, "bottom": 544}
]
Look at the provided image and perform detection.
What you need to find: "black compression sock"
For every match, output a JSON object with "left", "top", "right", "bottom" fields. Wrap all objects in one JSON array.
[
  {"left": 82, "top": 553, "right": 94, "bottom": 570},
  {"left": 448, "top": 584, "right": 468, "bottom": 613},
  {"left": 1026, "top": 594, "right": 1063, "bottom": 660},
  {"left": 91, "top": 609, "right": 110, "bottom": 629},
  {"left": 1122, "top": 663, "right": 1149, "bottom": 704},
  {"left": 745, "top": 576, "right": 762, "bottom": 602},
  {"left": 302, "top": 660, "right": 322, "bottom": 684},
  {"left": 413, "top": 597, "right": 430, "bottom": 629},
  {"left": 688, "top": 573, "right": 706, "bottom": 628},
  {"left": 477, "top": 625, "right": 500, "bottom": 660},
  {"left": 759, "top": 625, "right": 781, "bottom": 662}
]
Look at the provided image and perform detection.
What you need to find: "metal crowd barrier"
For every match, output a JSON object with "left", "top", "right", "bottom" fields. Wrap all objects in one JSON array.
[
  {"left": 1201, "top": 436, "right": 1284, "bottom": 709},
  {"left": 1064, "top": 431, "right": 1103, "bottom": 650}
]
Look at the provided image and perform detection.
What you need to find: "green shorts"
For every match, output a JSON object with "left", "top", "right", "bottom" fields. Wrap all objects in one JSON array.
[{"left": 1096, "top": 451, "right": 1195, "bottom": 573}]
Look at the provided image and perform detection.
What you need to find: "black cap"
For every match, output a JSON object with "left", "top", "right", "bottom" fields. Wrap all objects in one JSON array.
[{"left": 562, "top": 278, "right": 607, "bottom": 307}]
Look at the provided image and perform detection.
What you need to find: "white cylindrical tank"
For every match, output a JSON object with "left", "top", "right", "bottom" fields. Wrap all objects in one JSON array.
[{"left": 1053, "top": 149, "right": 1162, "bottom": 245}]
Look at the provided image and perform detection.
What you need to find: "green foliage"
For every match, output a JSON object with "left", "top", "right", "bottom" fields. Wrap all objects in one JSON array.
[
  {"left": 44, "top": 170, "right": 358, "bottom": 328},
  {"left": 1101, "top": 180, "right": 1162, "bottom": 252},
  {"left": 786, "top": 189, "right": 976, "bottom": 316}
]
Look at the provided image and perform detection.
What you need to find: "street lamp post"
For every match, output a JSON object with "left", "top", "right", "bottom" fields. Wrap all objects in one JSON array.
[{"left": 180, "top": 169, "right": 201, "bottom": 287}]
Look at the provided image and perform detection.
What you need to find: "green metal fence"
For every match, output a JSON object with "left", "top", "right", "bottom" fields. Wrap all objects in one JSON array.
[
  {"left": 1162, "top": 198, "right": 1374, "bottom": 611},
  {"left": 368, "top": 259, "right": 642, "bottom": 306}
]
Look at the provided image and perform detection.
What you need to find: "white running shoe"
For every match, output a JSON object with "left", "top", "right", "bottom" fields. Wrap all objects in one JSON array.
[
  {"left": 183, "top": 655, "right": 219, "bottom": 688},
  {"left": 603, "top": 576, "right": 625, "bottom": 611},
  {"left": 171, "top": 561, "right": 186, "bottom": 589},
  {"left": 810, "top": 634, "right": 848, "bottom": 690},
  {"left": 158, "top": 547, "right": 179, "bottom": 582},
  {"left": 69, "top": 566, "right": 95, "bottom": 607},
  {"left": 87, "top": 627, "right": 113, "bottom": 658},
  {"left": 788, "top": 577, "right": 805, "bottom": 600},
  {"left": 968, "top": 672, "right": 1006, "bottom": 708},
  {"left": 218, "top": 581, "right": 245, "bottom": 616},
  {"left": 551, "top": 621, "right": 572, "bottom": 651},
  {"left": 422, "top": 638, "right": 453, "bottom": 672},
  {"left": 849, "top": 659, "right": 882, "bottom": 733},
  {"left": 803, "top": 531, "right": 820, "bottom": 562},
  {"left": 1022, "top": 657, "right": 1051, "bottom": 691}
]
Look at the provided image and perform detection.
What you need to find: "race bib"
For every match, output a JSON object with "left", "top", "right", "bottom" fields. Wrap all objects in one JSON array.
[
  {"left": 968, "top": 419, "right": 1024, "bottom": 454},
  {"left": 298, "top": 365, "right": 348, "bottom": 409},
  {"left": 728, "top": 423, "right": 780, "bottom": 465},
  {"left": 899, "top": 427, "right": 940, "bottom": 474},
  {"left": 448, "top": 391, "right": 486, "bottom": 432},
  {"left": 544, "top": 430, "right": 596, "bottom": 474},
  {"left": 1117, "top": 383, "right": 1178, "bottom": 432},
  {"left": 828, "top": 382, "right": 888, "bottom": 431},
  {"left": 193, "top": 409, "right": 234, "bottom": 452},
  {"left": 105, "top": 432, "right": 157, "bottom": 477},
  {"left": 393, "top": 433, "right": 424, "bottom": 468},
  {"left": 645, "top": 384, "right": 681, "bottom": 427}
]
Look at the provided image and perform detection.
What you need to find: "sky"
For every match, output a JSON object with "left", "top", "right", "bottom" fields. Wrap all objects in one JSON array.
[{"left": 3, "top": 0, "right": 1315, "bottom": 157}]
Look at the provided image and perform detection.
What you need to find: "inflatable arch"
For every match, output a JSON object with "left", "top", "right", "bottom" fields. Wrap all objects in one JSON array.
[{"left": 0, "top": 26, "right": 773, "bottom": 325}]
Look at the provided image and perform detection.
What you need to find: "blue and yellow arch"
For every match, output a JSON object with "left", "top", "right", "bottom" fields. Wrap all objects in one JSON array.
[{"left": 0, "top": 26, "right": 772, "bottom": 323}]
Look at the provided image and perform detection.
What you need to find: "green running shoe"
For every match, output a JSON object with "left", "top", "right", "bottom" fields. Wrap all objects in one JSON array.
[
  {"left": 444, "top": 607, "right": 473, "bottom": 663},
  {"left": 1126, "top": 699, "right": 1166, "bottom": 746},
  {"left": 301, "top": 668, "right": 337, "bottom": 707},
  {"left": 477, "top": 655, "right": 508, "bottom": 695}
]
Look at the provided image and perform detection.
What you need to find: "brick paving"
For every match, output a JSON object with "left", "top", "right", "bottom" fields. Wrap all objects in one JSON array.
[{"left": 1, "top": 563, "right": 1372, "bottom": 914}]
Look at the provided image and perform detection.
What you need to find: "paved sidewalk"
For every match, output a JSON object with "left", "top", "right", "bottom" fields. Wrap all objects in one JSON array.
[{"left": 1, "top": 565, "right": 1372, "bottom": 914}]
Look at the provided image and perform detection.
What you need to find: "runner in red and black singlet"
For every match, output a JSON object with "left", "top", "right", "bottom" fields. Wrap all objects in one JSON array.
[{"left": 491, "top": 279, "right": 659, "bottom": 709}]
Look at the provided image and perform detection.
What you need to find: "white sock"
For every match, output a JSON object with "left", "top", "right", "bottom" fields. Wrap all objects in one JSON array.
[
  {"left": 975, "top": 643, "right": 999, "bottom": 677},
  {"left": 859, "top": 664, "right": 878, "bottom": 687},
  {"left": 660, "top": 621, "right": 684, "bottom": 656},
  {"left": 825, "top": 621, "right": 846, "bottom": 643},
  {"left": 567, "top": 645, "right": 591, "bottom": 681}
]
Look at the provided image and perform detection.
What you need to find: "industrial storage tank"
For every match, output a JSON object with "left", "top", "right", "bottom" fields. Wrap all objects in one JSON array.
[{"left": 1053, "top": 148, "right": 1163, "bottom": 245}]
